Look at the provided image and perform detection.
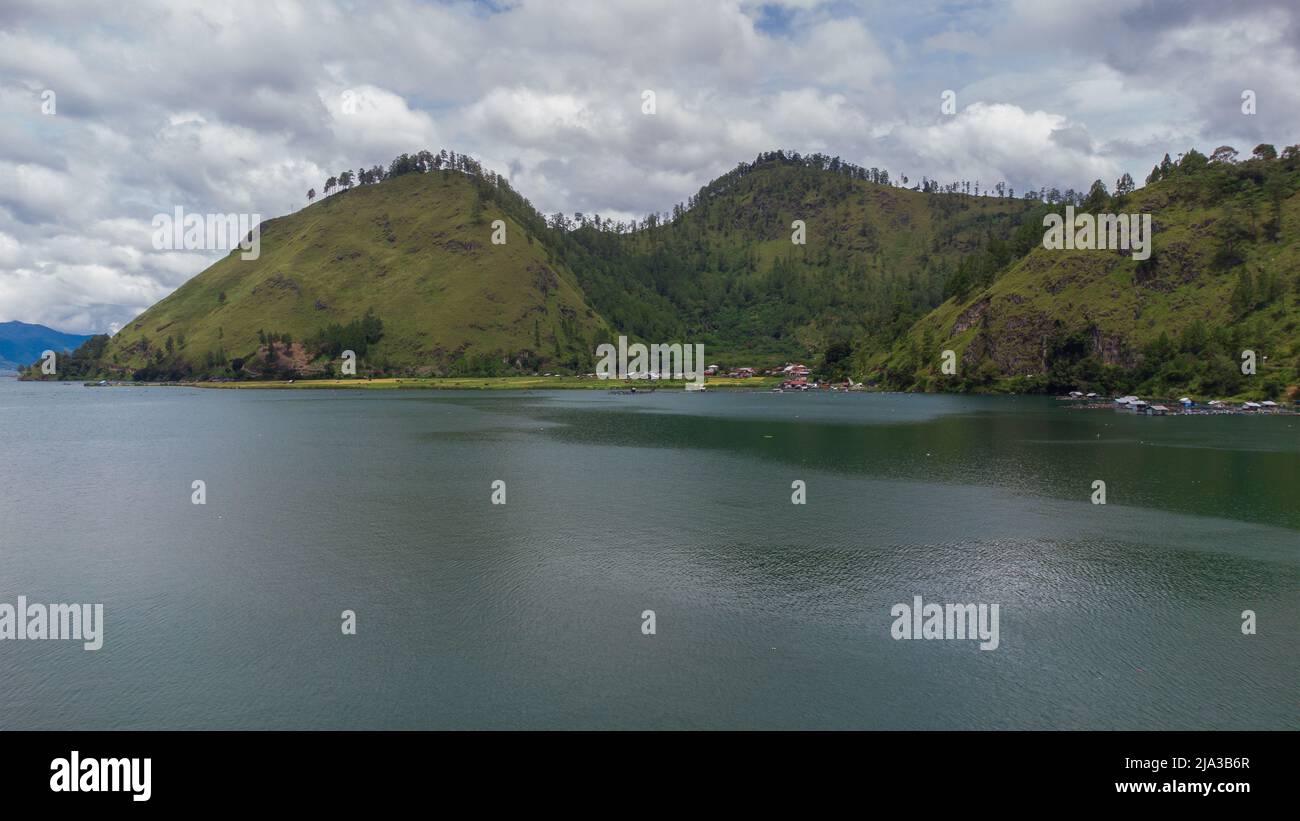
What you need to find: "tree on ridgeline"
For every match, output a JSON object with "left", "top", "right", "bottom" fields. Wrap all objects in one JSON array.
[
  {"left": 1082, "top": 179, "right": 1109, "bottom": 211},
  {"left": 1252, "top": 143, "right": 1277, "bottom": 161},
  {"left": 1209, "top": 145, "right": 1239, "bottom": 164}
]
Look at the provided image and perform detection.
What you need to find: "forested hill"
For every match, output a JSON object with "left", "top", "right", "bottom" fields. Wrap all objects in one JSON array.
[
  {"left": 875, "top": 144, "right": 1300, "bottom": 400},
  {"left": 562, "top": 151, "right": 1038, "bottom": 365}
]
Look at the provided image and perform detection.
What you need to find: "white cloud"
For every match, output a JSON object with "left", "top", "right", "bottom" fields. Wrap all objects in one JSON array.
[
  {"left": 0, "top": 0, "right": 1297, "bottom": 333},
  {"left": 891, "top": 102, "right": 1117, "bottom": 190}
]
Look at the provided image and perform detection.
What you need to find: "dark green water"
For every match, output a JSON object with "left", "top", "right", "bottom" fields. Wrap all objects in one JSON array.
[{"left": 0, "top": 378, "right": 1295, "bottom": 729}]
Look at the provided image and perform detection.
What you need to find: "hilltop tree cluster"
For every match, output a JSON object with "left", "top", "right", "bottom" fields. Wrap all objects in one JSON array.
[
  {"left": 311, "top": 148, "right": 1034, "bottom": 236},
  {"left": 311, "top": 150, "right": 497, "bottom": 202}
]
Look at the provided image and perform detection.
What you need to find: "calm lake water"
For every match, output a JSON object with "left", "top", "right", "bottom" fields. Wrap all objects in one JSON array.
[{"left": 0, "top": 377, "right": 1295, "bottom": 729}]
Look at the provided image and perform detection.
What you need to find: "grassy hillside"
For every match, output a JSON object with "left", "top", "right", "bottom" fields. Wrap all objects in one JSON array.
[
  {"left": 94, "top": 170, "right": 608, "bottom": 379},
  {"left": 875, "top": 147, "right": 1300, "bottom": 400}
]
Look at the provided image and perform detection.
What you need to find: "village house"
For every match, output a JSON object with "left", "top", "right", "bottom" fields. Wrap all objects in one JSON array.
[{"left": 782, "top": 363, "right": 810, "bottom": 377}]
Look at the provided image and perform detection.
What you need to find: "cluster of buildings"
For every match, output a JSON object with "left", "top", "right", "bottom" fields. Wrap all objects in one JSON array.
[
  {"left": 707, "top": 363, "right": 811, "bottom": 380},
  {"left": 1116, "top": 394, "right": 1287, "bottom": 413},
  {"left": 702, "top": 362, "right": 848, "bottom": 391},
  {"left": 1112, "top": 396, "right": 1173, "bottom": 415},
  {"left": 1070, "top": 392, "right": 1291, "bottom": 415}
]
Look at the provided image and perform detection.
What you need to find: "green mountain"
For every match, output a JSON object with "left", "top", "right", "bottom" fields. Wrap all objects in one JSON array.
[
  {"left": 90, "top": 165, "right": 609, "bottom": 380},
  {"left": 562, "top": 152, "right": 1037, "bottom": 368},
  {"left": 874, "top": 145, "right": 1300, "bottom": 399}
]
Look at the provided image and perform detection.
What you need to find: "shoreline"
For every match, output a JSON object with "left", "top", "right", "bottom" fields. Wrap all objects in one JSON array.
[
  {"left": 11, "top": 374, "right": 1296, "bottom": 409},
  {"left": 74, "top": 375, "right": 786, "bottom": 391}
]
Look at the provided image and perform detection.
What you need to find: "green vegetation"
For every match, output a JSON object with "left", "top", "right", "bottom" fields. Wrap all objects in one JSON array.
[
  {"left": 875, "top": 143, "right": 1300, "bottom": 400},
  {"left": 308, "top": 309, "right": 384, "bottom": 359},
  {"left": 37, "top": 144, "right": 1300, "bottom": 400},
  {"left": 561, "top": 151, "right": 1036, "bottom": 365},
  {"left": 18, "top": 334, "right": 111, "bottom": 379},
  {"left": 84, "top": 159, "right": 610, "bottom": 381}
]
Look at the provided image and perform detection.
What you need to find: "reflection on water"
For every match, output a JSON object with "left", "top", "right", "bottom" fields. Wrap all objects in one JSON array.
[{"left": 0, "top": 381, "right": 1295, "bottom": 729}]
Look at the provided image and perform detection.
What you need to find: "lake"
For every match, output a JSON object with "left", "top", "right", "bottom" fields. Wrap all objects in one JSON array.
[{"left": 0, "top": 378, "right": 1295, "bottom": 729}]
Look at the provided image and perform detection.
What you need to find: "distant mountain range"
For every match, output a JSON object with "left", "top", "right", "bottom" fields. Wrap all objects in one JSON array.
[{"left": 0, "top": 321, "right": 93, "bottom": 372}]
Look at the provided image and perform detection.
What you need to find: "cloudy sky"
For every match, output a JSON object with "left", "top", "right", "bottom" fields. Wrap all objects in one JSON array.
[{"left": 1, "top": 0, "right": 1297, "bottom": 334}]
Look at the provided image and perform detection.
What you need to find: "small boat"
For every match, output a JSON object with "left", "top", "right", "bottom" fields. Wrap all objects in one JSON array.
[{"left": 684, "top": 383, "right": 706, "bottom": 392}]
